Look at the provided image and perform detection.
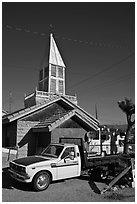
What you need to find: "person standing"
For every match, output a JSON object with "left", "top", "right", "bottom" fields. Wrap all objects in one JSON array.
[{"left": 84, "top": 132, "right": 90, "bottom": 151}]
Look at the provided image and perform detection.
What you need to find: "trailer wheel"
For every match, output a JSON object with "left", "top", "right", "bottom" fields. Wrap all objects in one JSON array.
[{"left": 33, "top": 171, "right": 51, "bottom": 191}]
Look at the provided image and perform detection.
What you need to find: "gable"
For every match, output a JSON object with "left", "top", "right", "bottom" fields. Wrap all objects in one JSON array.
[
  {"left": 59, "top": 118, "right": 82, "bottom": 128},
  {"left": 32, "top": 109, "right": 99, "bottom": 132},
  {"left": 21, "top": 102, "right": 71, "bottom": 121},
  {"left": 59, "top": 117, "right": 97, "bottom": 131},
  {"left": 2, "top": 96, "right": 99, "bottom": 132}
]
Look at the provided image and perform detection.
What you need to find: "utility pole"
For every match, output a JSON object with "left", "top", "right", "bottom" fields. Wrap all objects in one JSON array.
[
  {"left": 95, "top": 104, "right": 98, "bottom": 120},
  {"left": 9, "top": 91, "right": 12, "bottom": 113}
]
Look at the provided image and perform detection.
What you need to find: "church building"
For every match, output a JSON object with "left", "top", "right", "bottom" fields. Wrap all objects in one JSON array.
[{"left": 2, "top": 33, "right": 100, "bottom": 158}]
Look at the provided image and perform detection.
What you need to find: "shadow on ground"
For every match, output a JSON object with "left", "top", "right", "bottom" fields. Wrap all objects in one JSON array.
[
  {"left": 79, "top": 171, "right": 133, "bottom": 195},
  {"left": 88, "top": 180, "right": 101, "bottom": 194},
  {"left": 2, "top": 167, "right": 33, "bottom": 192},
  {"left": 79, "top": 175, "right": 135, "bottom": 201},
  {"left": 2, "top": 167, "right": 66, "bottom": 192},
  {"left": 79, "top": 175, "right": 106, "bottom": 194}
]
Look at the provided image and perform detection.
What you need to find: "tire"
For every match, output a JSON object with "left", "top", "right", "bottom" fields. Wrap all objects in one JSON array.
[{"left": 33, "top": 171, "right": 51, "bottom": 191}]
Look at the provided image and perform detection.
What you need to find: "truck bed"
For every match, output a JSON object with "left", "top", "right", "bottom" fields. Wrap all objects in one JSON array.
[
  {"left": 59, "top": 137, "right": 131, "bottom": 170},
  {"left": 87, "top": 153, "right": 130, "bottom": 168}
]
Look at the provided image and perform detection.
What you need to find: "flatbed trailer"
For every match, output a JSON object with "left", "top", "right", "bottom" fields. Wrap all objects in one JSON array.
[{"left": 59, "top": 137, "right": 132, "bottom": 179}]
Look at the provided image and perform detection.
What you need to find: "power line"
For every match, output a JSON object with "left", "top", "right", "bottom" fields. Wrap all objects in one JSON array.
[
  {"left": 55, "top": 34, "right": 130, "bottom": 50},
  {"left": 87, "top": 74, "right": 134, "bottom": 91},
  {"left": 67, "top": 52, "right": 135, "bottom": 90},
  {"left": 2, "top": 63, "right": 39, "bottom": 72},
  {"left": 3, "top": 24, "right": 131, "bottom": 50}
]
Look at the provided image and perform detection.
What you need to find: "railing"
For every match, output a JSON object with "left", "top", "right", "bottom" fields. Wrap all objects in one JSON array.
[
  {"left": 85, "top": 144, "right": 125, "bottom": 155},
  {"left": 86, "top": 143, "right": 135, "bottom": 156},
  {"left": 36, "top": 91, "right": 53, "bottom": 97},
  {"left": 25, "top": 90, "right": 77, "bottom": 102},
  {"left": 24, "top": 92, "right": 35, "bottom": 100},
  {"left": 65, "top": 94, "right": 77, "bottom": 102}
]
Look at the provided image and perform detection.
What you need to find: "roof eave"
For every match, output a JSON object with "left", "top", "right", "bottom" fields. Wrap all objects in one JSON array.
[
  {"left": 74, "top": 112, "right": 99, "bottom": 131},
  {"left": 2, "top": 96, "right": 100, "bottom": 127}
]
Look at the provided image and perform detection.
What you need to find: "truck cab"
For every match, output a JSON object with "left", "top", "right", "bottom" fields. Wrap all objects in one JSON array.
[{"left": 9, "top": 143, "right": 81, "bottom": 191}]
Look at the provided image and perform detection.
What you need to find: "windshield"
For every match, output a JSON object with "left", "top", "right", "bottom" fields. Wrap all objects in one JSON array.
[{"left": 40, "top": 145, "right": 64, "bottom": 158}]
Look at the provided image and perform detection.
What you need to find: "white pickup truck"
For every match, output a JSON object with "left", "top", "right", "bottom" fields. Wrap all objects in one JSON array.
[
  {"left": 9, "top": 137, "right": 130, "bottom": 191},
  {"left": 9, "top": 141, "right": 83, "bottom": 191}
]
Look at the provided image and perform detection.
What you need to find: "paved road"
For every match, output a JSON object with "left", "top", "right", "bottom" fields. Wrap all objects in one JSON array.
[{"left": 2, "top": 167, "right": 135, "bottom": 202}]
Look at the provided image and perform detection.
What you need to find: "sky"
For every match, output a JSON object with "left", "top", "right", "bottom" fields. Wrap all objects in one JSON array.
[{"left": 2, "top": 2, "right": 135, "bottom": 125}]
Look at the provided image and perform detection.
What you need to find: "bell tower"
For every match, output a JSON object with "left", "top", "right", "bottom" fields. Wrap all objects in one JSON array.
[
  {"left": 38, "top": 33, "right": 65, "bottom": 95},
  {"left": 24, "top": 32, "right": 77, "bottom": 108}
]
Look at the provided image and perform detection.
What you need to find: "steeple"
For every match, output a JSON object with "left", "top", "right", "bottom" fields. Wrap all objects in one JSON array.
[
  {"left": 49, "top": 33, "right": 65, "bottom": 67},
  {"left": 38, "top": 33, "right": 66, "bottom": 95},
  {"left": 24, "top": 31, "right": 77, "bottom": 108}
]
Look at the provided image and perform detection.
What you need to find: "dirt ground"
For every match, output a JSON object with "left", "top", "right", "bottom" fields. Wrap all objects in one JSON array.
[{"left": 2, "top": 153, "right": 135, "bottom": 202}]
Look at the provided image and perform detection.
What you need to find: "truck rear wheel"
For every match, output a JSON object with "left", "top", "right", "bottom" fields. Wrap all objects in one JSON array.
[{"left": 33, "top": 171, "right": 51, "bottom": 191}]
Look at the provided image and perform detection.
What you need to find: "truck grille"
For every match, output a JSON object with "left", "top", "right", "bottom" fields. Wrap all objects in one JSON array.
[{"left": 10, "top": 162, "right": 25, "bottom": 173}]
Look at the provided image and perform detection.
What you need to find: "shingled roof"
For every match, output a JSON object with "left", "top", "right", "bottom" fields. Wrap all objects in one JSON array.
[{"left": 2, "top": 96, "right": 99, "bottom": 131}]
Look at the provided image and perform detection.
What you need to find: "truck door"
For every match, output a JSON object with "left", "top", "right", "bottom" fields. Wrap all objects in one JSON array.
[{"left": 57, "top": 147, "right": 79, "bottom": 180}]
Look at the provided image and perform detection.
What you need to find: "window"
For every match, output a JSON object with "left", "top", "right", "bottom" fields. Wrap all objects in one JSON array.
[
  {"left": 44, "top": 79, "right": 48, "bottom": 92},
  {"left": 44, "top": 67, "right": 49, "bottom": 78},
  {"left": 50, "top": 78, "right": 56, "bottom": 93},
  {"left": 57, "top": 66, "right": 63, "bottom": 78},
  {"left": 39, "top": 69, "right": 43, "bottom": 81},
  {"left": 38, "top": 81, "right": 43, "bottom": 91},
  {"left": 41, "top": 145, "right": 64, "bottom": 158},
  {"left": 61, "top": 147, "right": 75, "bottom": 159},
  {"left": 51, "top": 65, "right": 56, "bottom": 77},
  {"left": 58, "top": 80, "right": 64, "bottom": 94}
]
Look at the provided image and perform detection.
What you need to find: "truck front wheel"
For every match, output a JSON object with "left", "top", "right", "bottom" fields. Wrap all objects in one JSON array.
[{"left": 33, "top": 171, "right": 51, "bottom": 191}]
